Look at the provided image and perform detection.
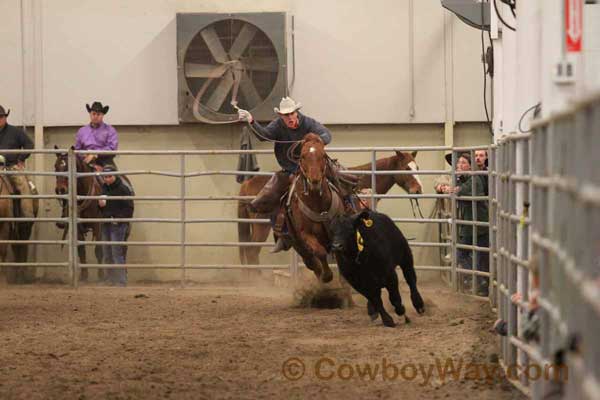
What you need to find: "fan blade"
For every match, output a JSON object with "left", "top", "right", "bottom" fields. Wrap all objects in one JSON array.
[
  {"left": 200, "top": 26, "right": 229, "bottom": 63},
  {"left": 206, "top": 70, "right": 234, "bottom": 111},
  {"left": 229, "top": 23, "right": 257, "bottom": 60},
  {"left": 239, "top": 70, "right": 262, "bottom": 108},
  {"left": 185, "top": 63, "right": 228, "bottom": 78},
  {"left": 243, "top": 57, "right": 278, "bottom": 72}
]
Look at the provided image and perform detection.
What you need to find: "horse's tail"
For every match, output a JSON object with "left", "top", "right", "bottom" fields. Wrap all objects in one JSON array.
[{"left": 237, "top": 182, "right": 252, "bottom": 264}]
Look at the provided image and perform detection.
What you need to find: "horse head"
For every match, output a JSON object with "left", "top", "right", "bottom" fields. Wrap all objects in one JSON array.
[
  {"left": 54, "top": 145, "right": 71, "bottom": 197},
  {"left": 299, "top": 133, "right": 327, "bottom": 193},
  {"left": 53, "top": 146, "right": 71, "bottom": 228},
  {"left": 392, "top": 151, "right": 423, "bottom": 194}
]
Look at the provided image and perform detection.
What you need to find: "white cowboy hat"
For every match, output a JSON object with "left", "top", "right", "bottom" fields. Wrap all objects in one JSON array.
[{"left": 274, "top": 97, "right": 302, "bottom": 114}]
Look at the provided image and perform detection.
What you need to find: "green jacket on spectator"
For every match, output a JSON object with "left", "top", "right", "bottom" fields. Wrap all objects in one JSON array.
[{"left": 456, "top": 175, "right": 489, "bottom": 241}]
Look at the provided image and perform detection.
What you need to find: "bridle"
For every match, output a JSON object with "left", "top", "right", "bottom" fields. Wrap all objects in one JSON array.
[
  {"left": 397, "top": 159, "right": 425, "bottom": 219},
  {"left": 299, "top": 161, "right": 327, "bottom": 197},
  {"left": 55, "top": 156, "right": 100, "bottom": 216},
  {"left": 289, "top": 136, "right": 427, "bottom": 218},
  {"left": 410, "top": 198, "right": 425, "bottom": 219},
  {"left": 298, "top": 143, "right": 327, "bottom": 197}
]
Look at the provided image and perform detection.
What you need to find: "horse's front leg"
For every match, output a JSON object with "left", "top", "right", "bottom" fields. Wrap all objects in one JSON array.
[
  {"left": 317, "top": 255, "right": 334, "bottom": 285},
  {"left": 300, "top": 234, "right": 332, "bottom": 283}
]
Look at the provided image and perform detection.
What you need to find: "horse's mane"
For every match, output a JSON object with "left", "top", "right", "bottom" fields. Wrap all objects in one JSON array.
[{"left": 75, "top": 156, "right": 93, "bottom": 173}]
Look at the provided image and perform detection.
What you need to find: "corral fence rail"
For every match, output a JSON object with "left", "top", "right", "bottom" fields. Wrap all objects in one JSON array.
[
  {"left": 490, "top": 91, "right": 600, "bottom": 399},
  {"left": 0, "top": 145, "right": 491, "bottom": 291}
]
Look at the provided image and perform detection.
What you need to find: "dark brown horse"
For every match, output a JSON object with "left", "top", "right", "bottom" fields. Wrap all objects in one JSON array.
[
  {"left": 286, "top": 133, "right": 345, "bottom": 282},
  {"left": 54, "top": 149, "right": 103, "bottom": 282},
  {"left": 238, "top": 151, "right": 423, "bottom": 265}
]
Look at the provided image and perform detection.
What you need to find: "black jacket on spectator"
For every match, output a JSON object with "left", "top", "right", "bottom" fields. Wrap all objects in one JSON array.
[
  {"left": 0, "top": 124, "right": 34, "bottom": 166},
  {"left": 101, "top": 177, "right": 134, "bottom": 219}
]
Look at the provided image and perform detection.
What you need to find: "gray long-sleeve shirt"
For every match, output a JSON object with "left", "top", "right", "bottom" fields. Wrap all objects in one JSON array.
[{"left": 250, "top": 112, "right": 331, "bottom": 172}]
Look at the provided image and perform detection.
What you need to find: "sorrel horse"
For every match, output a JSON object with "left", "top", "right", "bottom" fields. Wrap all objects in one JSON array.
[
  {"left": 237, "top": 151, "right": 423, "bottom": 265},
  {"left": 286, "top": 133, "right": 345, "bottom": 283},
  {"left": 54, "top": 148, "right": 104, "bottom": 282}
]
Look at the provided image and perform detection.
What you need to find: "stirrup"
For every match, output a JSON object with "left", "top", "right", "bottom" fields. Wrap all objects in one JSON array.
[{"left": 270, "top": 237, "right": 291, "bottom": 253}]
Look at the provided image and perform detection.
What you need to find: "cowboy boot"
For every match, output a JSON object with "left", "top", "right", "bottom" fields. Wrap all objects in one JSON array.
[
  {"left": 249, "top": 171, "right": 291, "bottom": 214},
  {"left": 271, "top": 236, "right": 291, "bottom": 253},
  {"left": 270, "top": 207, "right": 292, "bottom": 253}
]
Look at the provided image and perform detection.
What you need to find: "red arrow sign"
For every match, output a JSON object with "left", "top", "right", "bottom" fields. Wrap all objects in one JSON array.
[{"left": 566, "top": 0, "right": 583, "bottom": 52}]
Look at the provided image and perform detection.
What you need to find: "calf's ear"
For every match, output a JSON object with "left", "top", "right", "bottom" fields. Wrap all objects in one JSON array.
[{"left": 352, "top": 210, "right": 371, "bottom": 227}]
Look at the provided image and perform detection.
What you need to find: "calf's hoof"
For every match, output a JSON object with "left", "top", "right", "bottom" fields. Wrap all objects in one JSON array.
[
  {"left": 394, "top": 304, "right": 406, "bottom": 317},
  {"left": 412, "top": 294, "right": 425, "bottom": 314},
  {"left": 382, "top": 317, "right": 396, "bottom": 328},
  {"left": 367, "top": 302, "right": 378, "bottom": 320}
]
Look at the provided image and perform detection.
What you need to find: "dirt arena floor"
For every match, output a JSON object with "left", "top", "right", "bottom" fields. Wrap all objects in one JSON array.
[{"left": 0, "top": 278, "right": 526, "bottom": 400}]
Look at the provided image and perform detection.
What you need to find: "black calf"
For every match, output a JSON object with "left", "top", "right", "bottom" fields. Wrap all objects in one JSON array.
[{"left": 331, "top": 210, "right": 425, "bottom": 327}]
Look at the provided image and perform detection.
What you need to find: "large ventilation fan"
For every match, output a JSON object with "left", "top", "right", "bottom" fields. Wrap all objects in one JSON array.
[{"left": 177, "top": 13, "right": 287, "bottom": 123}]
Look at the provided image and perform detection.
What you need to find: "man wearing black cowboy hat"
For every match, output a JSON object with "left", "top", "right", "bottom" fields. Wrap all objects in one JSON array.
[
  {"left": 75, "top": 101, "right": 118, "bottom": 172},
  {"left": 0, "top": 105, "right": 37, "bottom": 218}
]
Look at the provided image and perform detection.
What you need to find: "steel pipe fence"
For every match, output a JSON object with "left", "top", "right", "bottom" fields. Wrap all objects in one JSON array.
[
  {"left": 0, "top": 145, "right": 495, "bottom": 290},
  {"left": 490, "top": 92, "right": 600, "bottom": 399},
  {"left": 73, "top": 146, "right": 463, "bottom": 284},
  {"left": 0, "top": 149, "right": 77, "bottom": 283}
]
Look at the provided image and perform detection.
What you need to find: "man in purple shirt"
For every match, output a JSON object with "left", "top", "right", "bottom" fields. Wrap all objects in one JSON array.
[{"left": 75, "top": 102, "right": 118, "bottom": 172}]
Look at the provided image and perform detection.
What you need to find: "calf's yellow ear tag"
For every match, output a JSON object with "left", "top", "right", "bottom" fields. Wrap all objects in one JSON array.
[
  {"left": 356, "top": 230, "right": 364, "bottom": 252},
  {"left": 363, "top": 218, "right": 373, "bottom": 228}
]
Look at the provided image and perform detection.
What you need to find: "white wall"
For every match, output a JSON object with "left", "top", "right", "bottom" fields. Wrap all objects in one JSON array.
[
  {"left": 452, "top": 12, "right": 492, "bottom": 123},
  {"left": 0, "top": 0, "right": 490, "bottom": 126},
  {"left": 0, "top": 0, "right": 24, "bottom": 124},
  {"left": 584, "top": 2, "right": 600, "bottom": 92}
]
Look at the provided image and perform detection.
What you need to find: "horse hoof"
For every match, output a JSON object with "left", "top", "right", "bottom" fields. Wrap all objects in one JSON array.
[
  {"left": 405, "top": 316, "right": 411, "bottom": 324},
  {"left": 369, "top": 313, "right": 379, "bottom": 321},
  {"left": 417, "top": 307, "right": 426, "bottom": 315},
  {"left": 321, "top": 271, "right": 333, "bottom": 283}
]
